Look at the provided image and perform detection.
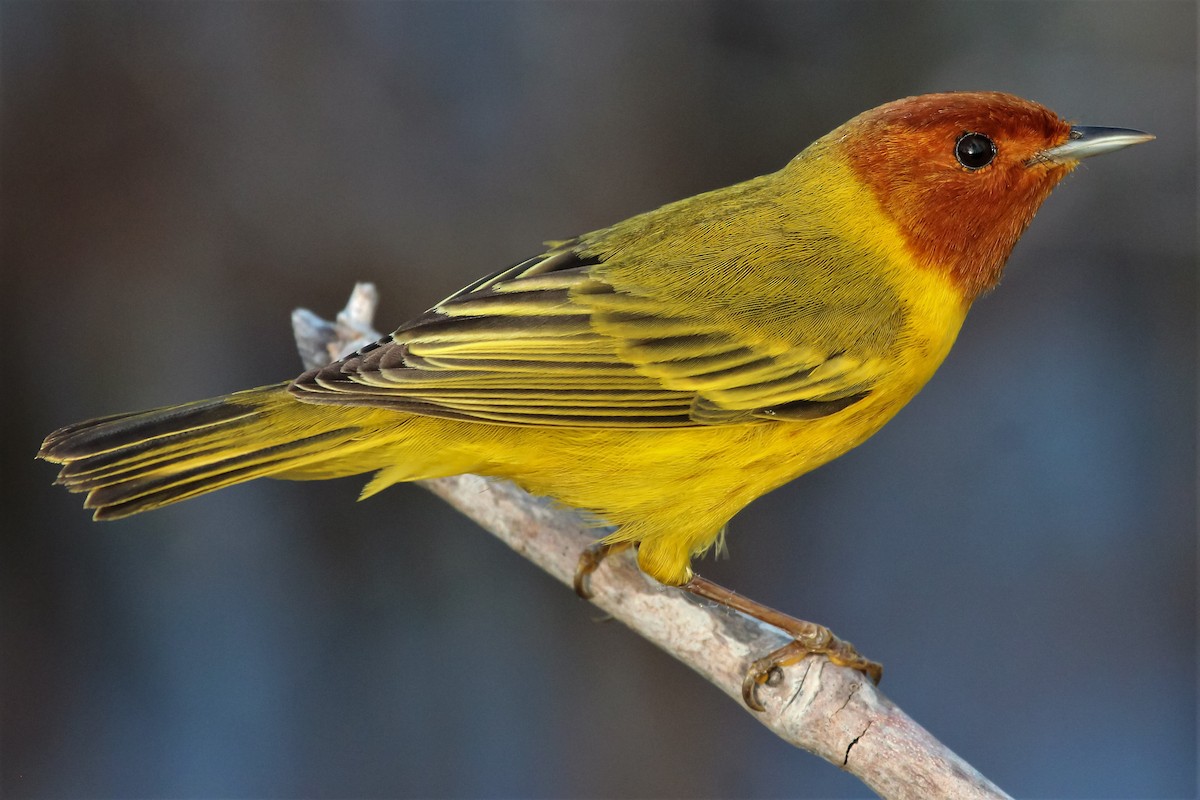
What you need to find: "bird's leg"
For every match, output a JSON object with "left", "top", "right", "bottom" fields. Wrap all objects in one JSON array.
[
  {"left": 573, "top": 541, "right": 632, "bottom": 599},
  {"left": 683, "top": 574, "right": 882, "bottom": 711},
  {"left": 573, "top": 543, "right": 881, "bottom": 710}
]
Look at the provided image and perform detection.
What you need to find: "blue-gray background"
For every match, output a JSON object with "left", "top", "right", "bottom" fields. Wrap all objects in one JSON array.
[{"left": 3, "top": 2, "right": 1195, "bottom": 798}]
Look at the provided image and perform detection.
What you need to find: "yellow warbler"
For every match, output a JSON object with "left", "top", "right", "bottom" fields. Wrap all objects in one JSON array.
[{"left": 40, "top": 92, "right": 1151, "bottom": 705}]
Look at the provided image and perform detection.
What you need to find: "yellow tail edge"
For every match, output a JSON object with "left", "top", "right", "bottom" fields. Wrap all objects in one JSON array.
[{"left": 39, "top": 384, "right": 372, "bottom": 520}]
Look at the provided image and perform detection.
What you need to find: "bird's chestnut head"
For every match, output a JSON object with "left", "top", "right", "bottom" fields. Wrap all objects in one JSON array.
[{"left": 827, "top": 92, "right": 1145, "bottom": 300}]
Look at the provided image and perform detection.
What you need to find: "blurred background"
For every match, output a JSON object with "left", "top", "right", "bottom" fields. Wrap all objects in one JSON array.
[{"left": 2, "top": 2, "right": 1195, "bottom": 798}]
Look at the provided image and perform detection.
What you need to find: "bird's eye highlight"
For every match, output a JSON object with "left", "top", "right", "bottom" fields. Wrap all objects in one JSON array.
[{"left": 955, "top": 132, "right": 996, "bottom": 170}]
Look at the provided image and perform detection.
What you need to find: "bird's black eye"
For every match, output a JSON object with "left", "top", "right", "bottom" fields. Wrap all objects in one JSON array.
[{"left": 955, "top": 132, "right": 996, "bottom": 170}]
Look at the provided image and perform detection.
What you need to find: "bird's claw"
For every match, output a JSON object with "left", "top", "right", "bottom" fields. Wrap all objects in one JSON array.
[
  {"left": 741, "top": 632, "right": 883, "bottom": 711},
  {"left": 573, "top": 541, "right": 630, "bottom": 599}
]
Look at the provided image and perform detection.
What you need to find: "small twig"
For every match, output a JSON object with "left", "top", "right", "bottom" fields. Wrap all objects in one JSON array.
[
  {"left": 291, "top": 282, "right": 380, "bottom": 370},
  {"left": 292, "top": 286, "right": 1012, "bottom": 800}
]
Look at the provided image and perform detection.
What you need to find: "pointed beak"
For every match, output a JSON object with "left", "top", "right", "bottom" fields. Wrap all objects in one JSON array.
[{"left": 1033, "top": 126, "right": 1155, "bottom": 165}]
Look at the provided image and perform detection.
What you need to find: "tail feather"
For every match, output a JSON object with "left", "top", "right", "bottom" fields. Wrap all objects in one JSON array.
[
  {"left": 82, "top": 428, "right": 361, "bottom": 517},
  {"left": 50, "top": 410, "right": 261, "bottom": 484},
  {"left": 40, "top": 384, "right": 378, "bottom": 520},
  {"left": 40, "top": 395, "right": 259, "bottom": 459}
]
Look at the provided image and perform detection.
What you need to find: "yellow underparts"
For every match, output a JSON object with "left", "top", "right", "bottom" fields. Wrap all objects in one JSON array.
[{"left": 358, "top": 163, "right": 968, "bottom": 586}]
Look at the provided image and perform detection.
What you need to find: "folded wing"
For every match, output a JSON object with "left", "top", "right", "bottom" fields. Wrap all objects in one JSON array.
[{"left": 290, "top": 245, "right": 891, "bottom": 427}]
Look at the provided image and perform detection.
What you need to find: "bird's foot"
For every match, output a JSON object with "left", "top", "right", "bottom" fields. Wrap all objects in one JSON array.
[
  {"left": 573, "top": 541, "right": 632, "bottom": 599},
  {"left": 682, "top": 574, "right": 882, "bottom": 711}
]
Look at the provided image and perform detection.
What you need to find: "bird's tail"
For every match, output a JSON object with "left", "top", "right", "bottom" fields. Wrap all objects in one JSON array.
[{"left": 39, "top": 384, "right": 387, "bottom": 520}]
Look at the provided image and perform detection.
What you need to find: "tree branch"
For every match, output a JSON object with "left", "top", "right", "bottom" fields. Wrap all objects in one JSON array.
[{"left": 293, "top": 284, "right": 1011, "bottom": 800}]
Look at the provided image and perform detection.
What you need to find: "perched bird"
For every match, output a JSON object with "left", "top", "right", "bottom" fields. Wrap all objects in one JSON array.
[{"left": 40, "top": 92, "right": 1151, "bottom": 707}]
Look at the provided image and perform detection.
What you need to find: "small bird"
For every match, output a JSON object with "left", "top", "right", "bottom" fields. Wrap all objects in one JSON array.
[{"left": 40, "top": 92, "right": 1151, "bottom": 707}]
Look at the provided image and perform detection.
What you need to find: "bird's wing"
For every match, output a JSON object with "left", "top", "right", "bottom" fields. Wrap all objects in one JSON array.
[{"left": 290, "top": 245, "right": 896, "bottom": 427}]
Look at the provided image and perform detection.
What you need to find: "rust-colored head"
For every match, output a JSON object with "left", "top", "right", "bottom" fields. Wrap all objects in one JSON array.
[{"left": 835, "top": 92, "right": 1076, "bottom": 301}]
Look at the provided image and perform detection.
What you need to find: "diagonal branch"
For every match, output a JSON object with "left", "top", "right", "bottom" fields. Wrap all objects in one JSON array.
[{"left": 293, "top": 284, "right": 1011, "bottom": 800}]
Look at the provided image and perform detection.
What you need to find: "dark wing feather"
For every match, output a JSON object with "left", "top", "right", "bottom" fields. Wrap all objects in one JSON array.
[{"left": 290, "top": 246, "right": 883, "bottom": 427}]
